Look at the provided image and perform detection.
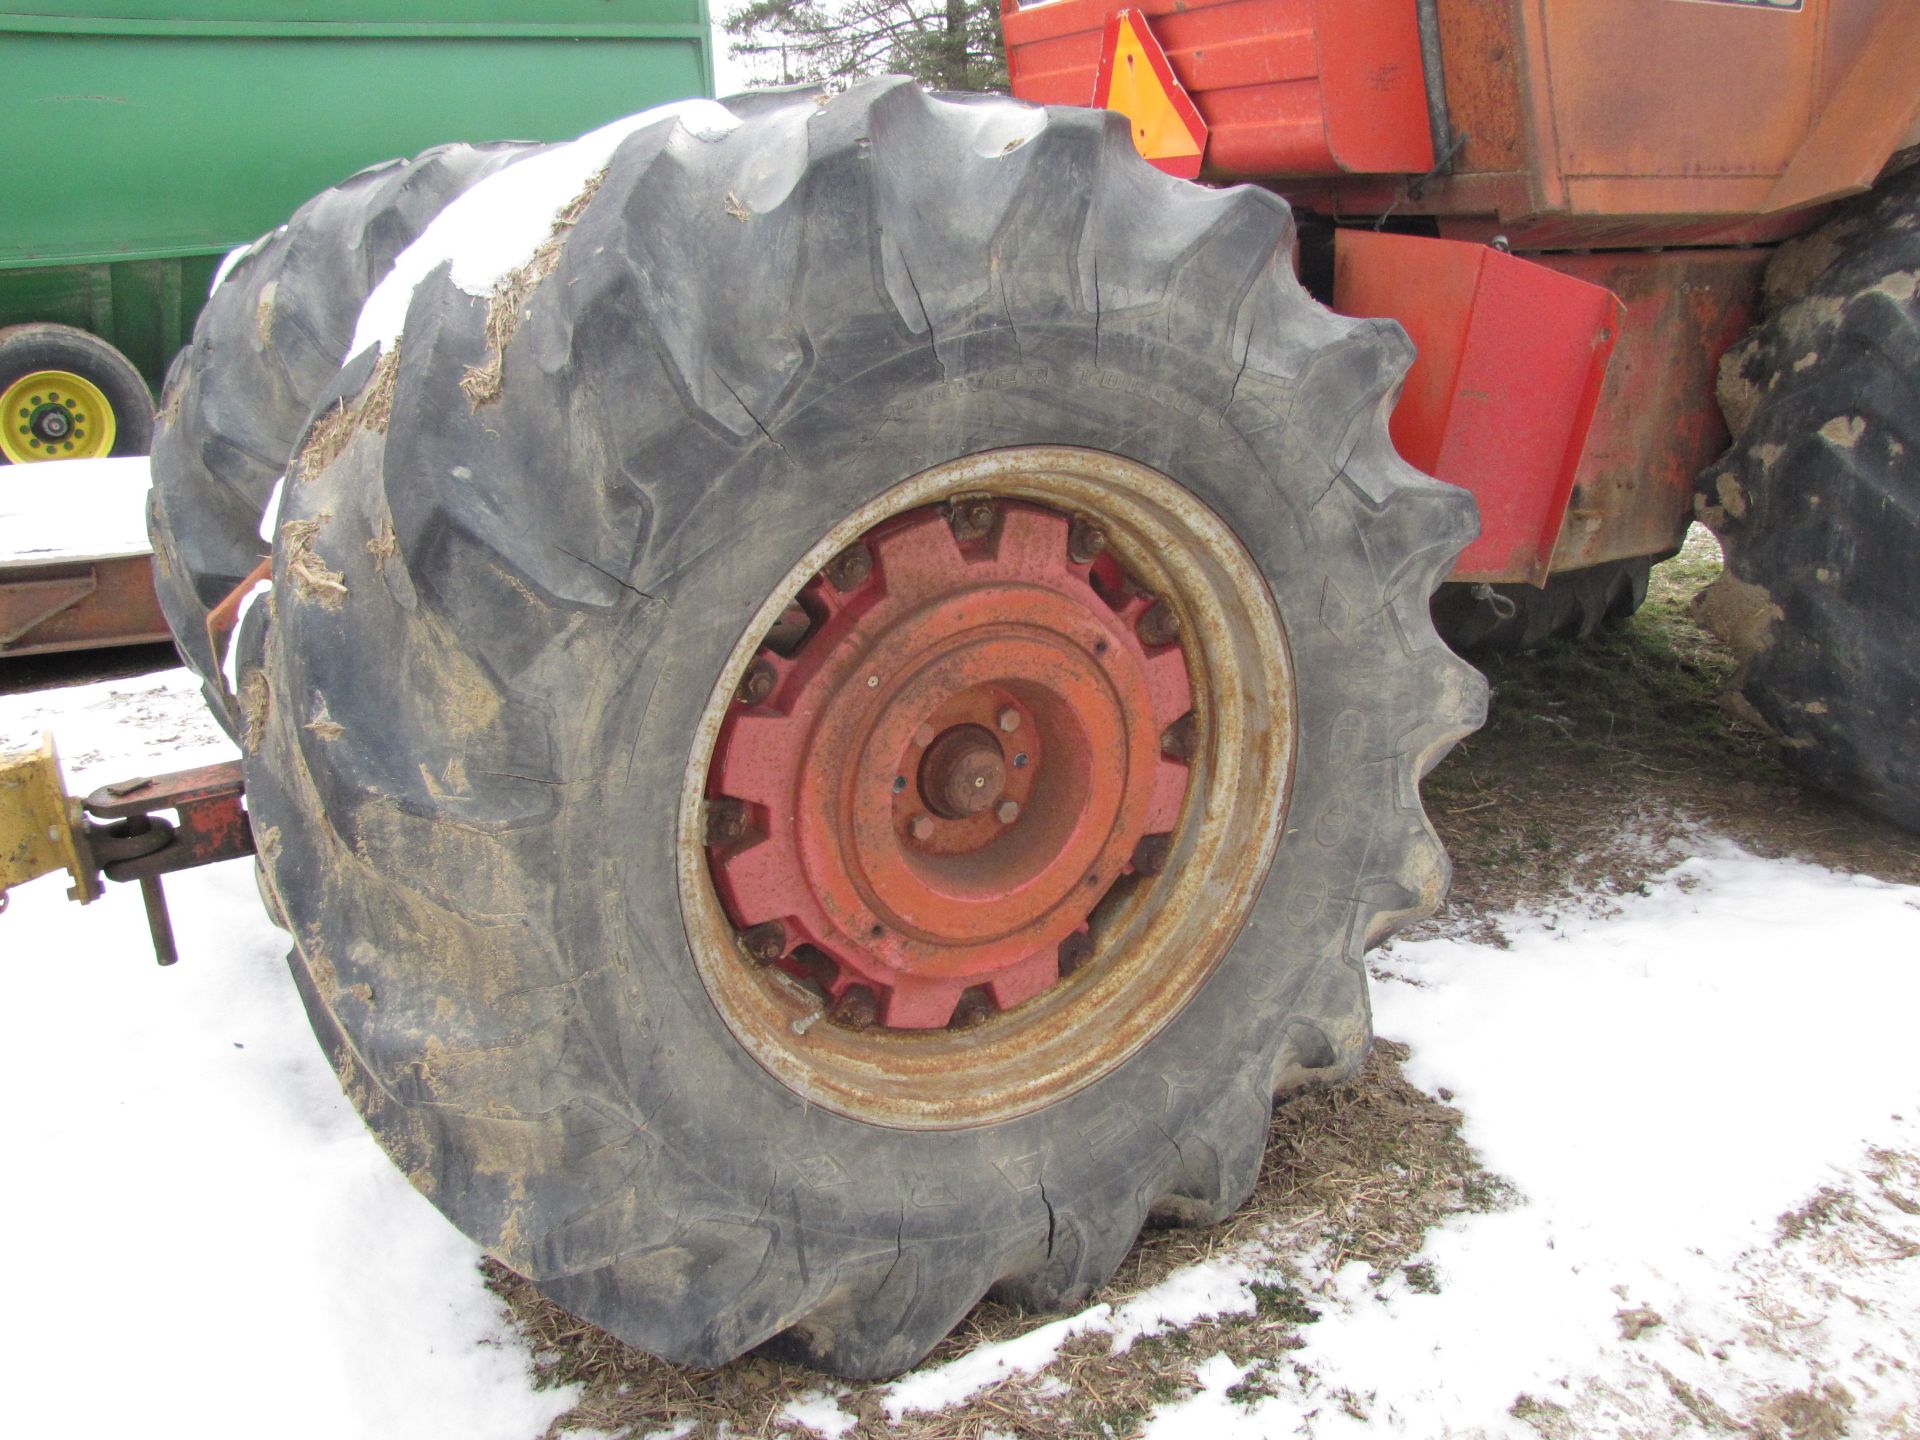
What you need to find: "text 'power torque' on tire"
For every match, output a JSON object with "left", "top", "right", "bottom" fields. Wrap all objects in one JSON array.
[{"left": 149, "top": 80, "right": 1486, "bottom": 1377}]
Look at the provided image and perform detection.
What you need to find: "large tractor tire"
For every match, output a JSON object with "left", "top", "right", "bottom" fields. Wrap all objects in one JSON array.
[
  {"left": 1695, "top": 161, "right": 1920, "bottom": 831},
  {"left": 151, "top": 80, "right": 1484, "bottom": 1376},
  {"left": 149, "top": 139, "right": 533, "bottom": 733}
]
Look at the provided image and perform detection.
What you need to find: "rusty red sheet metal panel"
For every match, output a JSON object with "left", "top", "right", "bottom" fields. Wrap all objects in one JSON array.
[
  {"left": 1002, "top": 0, "right": 1434, "bottom": 178},
  {"left": 1333, "top": 229, "right": 1622, "bottom": 586},
  {"left": 0, "top": 553, "right": 170, "bottom": 656},
  {"left": 1534, "top": 248, "right": 1767, "bottom": 573}
]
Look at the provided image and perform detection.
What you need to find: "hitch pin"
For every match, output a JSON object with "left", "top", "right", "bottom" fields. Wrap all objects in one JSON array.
[
  {"left": 138, "top": 876, "right": 179, "bottom": 967},
  {"left": 114, "top": 812, "right": 179, "bottom": 966}
]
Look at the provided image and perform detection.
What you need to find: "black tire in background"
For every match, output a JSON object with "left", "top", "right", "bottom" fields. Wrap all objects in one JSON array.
[
  {"left": 0, "top": 323, "right": 153, "bottom": 463},
  {"left": 153, "top": 81, "right": 1485, "bottom": 1375},
  {"left": 1432, "top": 557, "right": 1652, "bottom": 653},
  {"left": 1695, "top": 161, "right": 1920, "bottom": 832},
  {"left": 148, "top": 140, "right": 532, "bottom": 732}
]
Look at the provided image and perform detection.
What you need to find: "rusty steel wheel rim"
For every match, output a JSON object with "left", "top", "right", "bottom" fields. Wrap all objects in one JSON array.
[{"left": 677, "top": 447, "right": 1296, "bottom": 1128}]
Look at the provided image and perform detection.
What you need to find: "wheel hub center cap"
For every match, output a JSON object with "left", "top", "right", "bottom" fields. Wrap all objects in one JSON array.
[{"left": 919, "top": 724, "right": 1006, "bottom": 818}]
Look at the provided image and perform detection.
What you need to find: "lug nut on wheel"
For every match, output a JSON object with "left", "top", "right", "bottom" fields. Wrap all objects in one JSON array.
[
  {"left": 823, "top": 543, "right": 873, "bottom": 591},
  {"left": 1161, "top": 712, "right": 1199, "bottom": 761},
  {"left": 739, "top": 920, "right": 786, "bottom": 964},
  {"left": 705, "top": 797, "right": 748, "bottom": 846},
  {"left": 1131, "top": 832, "right": 1173, "bottom": 876},
  {"left": 948, "top": 988, "right": 994, "bottom": 1029},
  {"left": 1138, "top": 600, "right": 1180, "bottom": 648},
  {"left": 1068, "top": 517, "right": 1107, "bottom": 564},
  {"left": 948, "top": 497, "right": 997, "bottom": 542},
  {"left": 829, "top": 985, "right": 879, "bottom": 1031},
  {"left": 1058, "top": 930, "right": 1094, "bottom": 976},
  {"left": 737, "top": 659, "right": 776, "bottom": 705}
]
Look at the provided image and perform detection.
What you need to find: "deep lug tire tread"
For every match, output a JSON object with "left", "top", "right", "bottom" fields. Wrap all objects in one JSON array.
[
  {"left": 149, "top": 140, "right": 537, "bottom": 728},
  {"left": 156, "top": 81, "right": 1483, "bottom": 1376},
  {"left": 1694, "top": 161, "right": 1920, "bottom": 830}
]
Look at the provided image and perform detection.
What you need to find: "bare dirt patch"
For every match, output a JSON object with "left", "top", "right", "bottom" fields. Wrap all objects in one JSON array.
[{"left": 1421, "top": 525, "right": 1920, "bottom": 947}]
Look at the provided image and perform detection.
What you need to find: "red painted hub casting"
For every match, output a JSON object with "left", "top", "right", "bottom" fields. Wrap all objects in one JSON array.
[{"left": 705, "top": 500, "right": 1194, "bottom": 1030}]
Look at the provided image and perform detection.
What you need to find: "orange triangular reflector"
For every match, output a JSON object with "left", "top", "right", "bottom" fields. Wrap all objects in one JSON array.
[{"left": 1092, "top": 8, "right": 1207, "bottom": 179}]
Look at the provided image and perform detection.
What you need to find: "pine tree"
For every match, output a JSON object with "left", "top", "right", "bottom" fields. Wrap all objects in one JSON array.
[{"left": 724, "top": 0, "right": 1009, "bottom": 93}]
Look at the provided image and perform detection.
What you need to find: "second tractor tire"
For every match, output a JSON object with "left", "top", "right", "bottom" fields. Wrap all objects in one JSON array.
[
  {"left": 153, "top": 81, "right": 1484, "bottom": 1376},
  {"left": 1696, "top": 161, "right": 1920, "bottom": 831}
]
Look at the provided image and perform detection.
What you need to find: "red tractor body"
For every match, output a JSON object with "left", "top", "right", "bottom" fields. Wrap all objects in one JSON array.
[{"left": 1004, "top": 0, "right": 1920, "bottom": 587}]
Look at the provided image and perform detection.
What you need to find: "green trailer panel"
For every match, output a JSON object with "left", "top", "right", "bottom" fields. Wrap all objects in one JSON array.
[
  {"left": 2, "top": 1, "right": 713, "bottom": 269},
  {"left": 1, "top": 1, "right": 713, "bottom": 391},
  {"left": 0, "top": 257, "right": 220, "bottom": 394}
]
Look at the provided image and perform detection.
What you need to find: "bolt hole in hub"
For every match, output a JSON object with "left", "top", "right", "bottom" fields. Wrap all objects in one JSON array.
[{"left": 680, "top": 449, "right": 1296, "bottom": 1127}]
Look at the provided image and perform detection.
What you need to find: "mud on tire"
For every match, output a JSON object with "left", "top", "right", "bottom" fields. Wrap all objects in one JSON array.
[
  {"left": 154, "top": 81, "right": 1484, "bottom": 1375},
  {"left": 1696, "top": 161, "right": 1920, "bottom": 831},
  {"left": 149, "top": 139, "right": 533, "bottom": 732}
]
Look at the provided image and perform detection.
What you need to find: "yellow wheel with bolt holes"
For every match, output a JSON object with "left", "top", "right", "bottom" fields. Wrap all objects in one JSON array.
[
  {"left": 1, "top": 369, "right": 116, "bottom": 463},
  {"left": 0, "top": 324, "right": 153, "bottom": 466}
]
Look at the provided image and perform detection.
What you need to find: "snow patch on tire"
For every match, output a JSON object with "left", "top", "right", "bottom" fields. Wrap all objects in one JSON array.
[{"left": 347, "top": 99, "right": 742, "bottom": 360}]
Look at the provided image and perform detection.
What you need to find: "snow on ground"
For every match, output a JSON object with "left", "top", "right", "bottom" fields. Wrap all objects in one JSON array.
[
  {"left": 878, "top": 845, "right": 1920, "bottom": 1438},
  {"left": 1335, "top": 850, "right": 1920, "bottom": 1436},
  {"left": 4, "top": 668, "right": 1916, "bottom": 1439},
  {"left": 0, "top": 671, "right": 575, "bottom": 1440},
  {"left": 0, "top": 456, "right": 153, "bottom": 562}
]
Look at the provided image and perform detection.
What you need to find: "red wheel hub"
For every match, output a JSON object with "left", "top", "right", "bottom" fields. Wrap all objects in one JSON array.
[{"left": 705, "top": 499, "right": 1194, "bottom": 1030}]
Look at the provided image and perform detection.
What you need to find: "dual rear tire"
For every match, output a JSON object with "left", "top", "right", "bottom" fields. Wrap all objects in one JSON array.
[{"left": 151, "top": 81, "right": 1483, "bottom": 1374}]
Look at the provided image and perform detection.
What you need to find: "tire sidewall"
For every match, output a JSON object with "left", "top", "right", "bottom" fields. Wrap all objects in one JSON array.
[{"left": 582, "top": 328, "right": 1389, "bottom": 1247}]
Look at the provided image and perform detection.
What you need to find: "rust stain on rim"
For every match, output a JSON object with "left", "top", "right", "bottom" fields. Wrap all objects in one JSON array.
[{"left": 676, "top": 447, "right": 1296, "bottom": 1130}]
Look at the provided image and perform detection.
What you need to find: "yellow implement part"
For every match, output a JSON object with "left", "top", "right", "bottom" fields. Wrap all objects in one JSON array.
[{"left": 0, "top": 737, "right": 99, "bottom": 908}]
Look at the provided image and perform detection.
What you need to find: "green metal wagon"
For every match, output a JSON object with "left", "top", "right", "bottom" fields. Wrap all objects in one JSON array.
[{"left": 1, "top": 0, "right": 713, "bottom": 466}]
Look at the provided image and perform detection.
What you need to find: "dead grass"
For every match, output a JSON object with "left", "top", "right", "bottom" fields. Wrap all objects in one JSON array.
[
  {"left": 303, "top": 700, "right": 344, "bottom": 743},
  {"left": 296, "top": 398, "right": 358, "bottom": 478},
  {"left": 294, "top": 344, "right": 401, "bottom": 479},
  {"left": 1420, "top": 526, "right": 1920, "bottom": 945},
  {"left": 239, "top": 667, "right": 271, "bottom": 754},
  {"left": 488, "top": 1039, "right": 1496, "bottom": 1439},
  {"left": 365, "top": 517, "right": 398, "bottom": 573},
  {"left": 1747, "top": 1382, "right": 1856, "bottom": 1440},
  {"left": 278, "top": 514, "right": 347, "bottom": 608}
]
